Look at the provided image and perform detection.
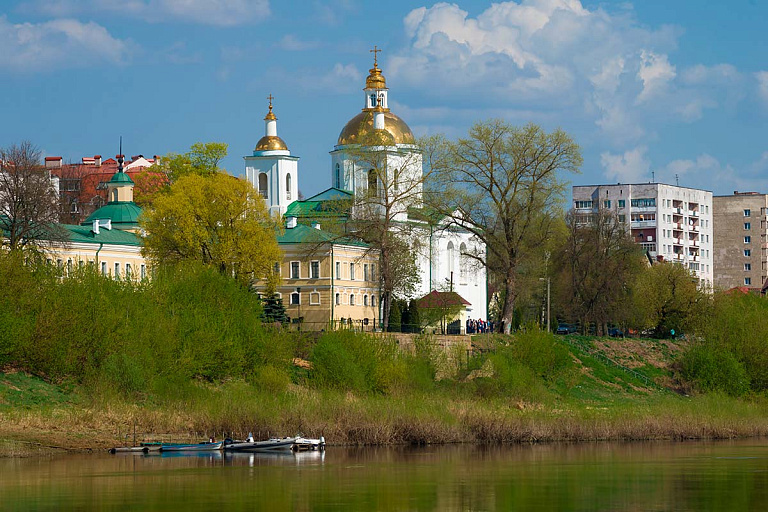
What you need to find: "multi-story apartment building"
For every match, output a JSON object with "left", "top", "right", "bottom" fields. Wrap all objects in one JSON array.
[
  {"left": 572, "top": 183, "right": 714, "bottom": 287},
  {"left": 713, "top": 192, "right": 768, "bottom": 291}
]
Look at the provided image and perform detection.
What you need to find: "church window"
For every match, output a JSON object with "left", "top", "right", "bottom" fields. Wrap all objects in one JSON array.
[
  {"left": 371, "top": 295, "right": 376, "bottom": 307},
  {"left": 370, "top": 264, "right": 376, "bottom": 281},
  {"left": 459, "top": 243, "right": 468, "bottom": 283},
  {"left": 258, "top": 173, "right": 268, "bottom": 199},
  {"left": 286, "top": 173, "right": 292, "bottom": 201},
  {"left": 447, "top": 242, "right": 455, "bottom": 279},
  {"left": 370, "top": 94, "right": 377, "bottom": 108},
  {"left": 364, "top": 295, "right": 368, "bottom": 306},
  {"left": 367, "top": 170, "right": 377, "bottom": 197},
  {"left": 111, "top": 189, "right": 118, "bottom": 202},
  {"left": 336, "top": 293, "right": 341, "bottom": 305},
  {"left": 335, "top": 163, "right": 341, "bottom": 189},
  {"left": 290, "top": 292, "right": 300, "bottom": 305},
  {"left": 394, "top": 168, "right": 399, "bottom": 192},
  {"left": 350, "top": 294, "right": 355, "bottom": 306},
  {"left": 364, "top": 263, "right": 369, "bottom": 281}
]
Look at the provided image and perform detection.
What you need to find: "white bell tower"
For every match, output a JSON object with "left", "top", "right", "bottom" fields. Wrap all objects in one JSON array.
[{"left": 244, "top": 95, "right": 299, "bottom": 217}]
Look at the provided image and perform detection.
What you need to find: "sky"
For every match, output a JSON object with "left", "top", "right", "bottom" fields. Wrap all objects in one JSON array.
[{"left": 1, "top": 0, "right": 767, "bottom": 198}]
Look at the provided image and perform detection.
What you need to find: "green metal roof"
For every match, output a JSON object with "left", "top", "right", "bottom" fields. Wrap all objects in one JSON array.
[
  {"left": 109, "top": 171, "right": 134, "bottom": 184},
  {"left": 62, "top": 223, "right": 142, "bottom": 246},
  {"left": 277, "top": 224, "right": 368, "bottom": 248},
  {"left": 285, "top": 187, "right": 353, "bottom": 219},
  {"left": 305, "top": 188, "right": 353, "bottom": 202},
  {"left": 83, "top": 202, "right": 142, "bottom": 227}
]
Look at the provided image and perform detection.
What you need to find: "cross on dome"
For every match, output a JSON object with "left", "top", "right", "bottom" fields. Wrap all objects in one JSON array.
[
  {"left": 264, "top": 93, "right": 276, "bottom": 121},
  {"left": 370, "top": 45, "right": 381, "bottom": 67}
]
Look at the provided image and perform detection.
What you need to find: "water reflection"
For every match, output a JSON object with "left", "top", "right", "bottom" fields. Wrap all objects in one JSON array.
[{"left": 2, "top": 439, "right": 768, "bottom": 511}]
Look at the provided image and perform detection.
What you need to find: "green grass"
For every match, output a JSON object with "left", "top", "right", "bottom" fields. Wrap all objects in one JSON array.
[{"left": 0, "top": 372, "right": 73, "bottom": 410}]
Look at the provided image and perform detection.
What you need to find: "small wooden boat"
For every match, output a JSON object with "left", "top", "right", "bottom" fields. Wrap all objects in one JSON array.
[
  {"left": 159, "top": 441, "right": 223, "bottom": 452},
  {"left": 292, "top": 436, "right": 326, "bottom": 452},
  {"left": 224, "top": 434, "right": 296, "bottom": 452}
]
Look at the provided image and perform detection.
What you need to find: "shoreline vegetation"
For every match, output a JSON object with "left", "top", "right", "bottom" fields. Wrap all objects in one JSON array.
[{"left": 3, "top": 255, "right": 768, "bottom": 456}]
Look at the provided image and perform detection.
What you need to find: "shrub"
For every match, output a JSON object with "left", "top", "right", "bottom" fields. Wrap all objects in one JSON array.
[{"left": 678, "top": 344, "right": 750, "bottom": 397}]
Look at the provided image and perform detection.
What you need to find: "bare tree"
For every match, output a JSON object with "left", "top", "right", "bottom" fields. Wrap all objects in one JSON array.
[
  {"left": 428, "top": 120, "right": 582, "bottom": 334},
  {"left": 0, "top": 141, "right": 66, "bottom": 252}
]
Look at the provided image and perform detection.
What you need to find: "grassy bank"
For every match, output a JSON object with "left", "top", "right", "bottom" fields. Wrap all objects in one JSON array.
[{"left": 3, "top": 254, "right": 768, "bottom": 455}]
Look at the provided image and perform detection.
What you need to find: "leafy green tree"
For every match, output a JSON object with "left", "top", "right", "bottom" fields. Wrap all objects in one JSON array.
[
  {"left": 141, "top": 173, "right": 281, "bottom": 287},
  {"left": 632, "top": 262, "right": 709, "bottom": 337},
  {"left": 154, "top": 142, "right": 228, "bottom": 184},
  {"left": 427, "top": 121, "right": 582, "bottom": 333},
  {"left": 557, "top": 208, "right": 644, "bottom": 334}
]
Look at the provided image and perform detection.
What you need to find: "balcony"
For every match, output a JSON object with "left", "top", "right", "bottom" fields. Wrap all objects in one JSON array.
[
  {"left": 673, "top": 239, "right": 684, "bottom": 246},
  {"left": 689, "top": 239, "right": 699, "bottom": 247},
  {"left": 673, "top": 253, "right": 685, "bottom": 261},
  {"left": 689, "top": 210, "right": 699, "bottom": 217},
  {"left": 690, "top": 224, "right": 699, "bottom": 232},
  {"left": 630, "top": 220, "right": 657, "bottom": 228},
  {"left": 674, "top": 207, "right": 683, "bottom": 214}
]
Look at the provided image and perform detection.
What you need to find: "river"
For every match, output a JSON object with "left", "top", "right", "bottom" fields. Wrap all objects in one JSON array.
[{"left": 2, "top": 439, "right": 767, "bottom": 510}]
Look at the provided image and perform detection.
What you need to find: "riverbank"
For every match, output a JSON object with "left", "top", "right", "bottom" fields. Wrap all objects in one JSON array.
[{"left": 3, "top": 368, "right": 768, "bottom": 456}]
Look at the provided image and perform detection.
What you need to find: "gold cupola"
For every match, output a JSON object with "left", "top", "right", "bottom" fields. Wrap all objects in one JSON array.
[{"left": 254, "top": 94, "right": 289, "bottom": 153}]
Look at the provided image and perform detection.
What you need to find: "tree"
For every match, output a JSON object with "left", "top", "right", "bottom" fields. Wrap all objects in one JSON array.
[
  {"left": 0, "top": 141, "right": 66, "bottom": 252},
  {"left": 633, "top": 262, "right": 709, "bottom": 337},
  {"left": 557, "top": 208, "right": 644, "bottom": 334},
  {"left": 140, "top": 173, "right": 281, "bottom": 287},
  {"left": 153, "top": 142, "right": 228, "bottom": 185},
  {"left": 429, "top": 121, "right": 582, "bottom": 333}
]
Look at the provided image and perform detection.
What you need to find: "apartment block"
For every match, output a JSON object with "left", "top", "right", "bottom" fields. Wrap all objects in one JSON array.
[
  {"left": 713, "top": 192, "right": 768, "bottom": 291},
  {"left": 572, "top": 183, "right": 714, "bottom": 287}
]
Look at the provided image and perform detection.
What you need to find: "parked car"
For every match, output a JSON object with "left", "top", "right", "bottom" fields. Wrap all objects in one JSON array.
[
  {"left": 607, "top": 327, "right": 625, "bottom": 338},
  {"left": 556, "top": 324, "right": 573, "bottom": 335}
]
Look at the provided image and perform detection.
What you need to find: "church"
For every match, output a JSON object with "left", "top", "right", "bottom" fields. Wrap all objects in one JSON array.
[{"left": 243, "top": 51, "right": 488, "bottom": 327}]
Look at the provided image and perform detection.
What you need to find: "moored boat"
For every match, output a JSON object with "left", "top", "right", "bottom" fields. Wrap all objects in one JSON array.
[
  {"left": 159, "top": 441, "right": 223, "bottom": 452},
  {"left": 224, "top": 433, "right": 296, "bottom": 452},
  {"left": 109, "top": 446, "right": 149, "bottom": 454},
  {"left": 292, "top": 436, "right": 326, "bottom": 452}
]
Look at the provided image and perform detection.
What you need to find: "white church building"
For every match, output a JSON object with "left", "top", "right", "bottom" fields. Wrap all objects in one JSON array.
[{"left": 244, "top": 53, "right": 487, "bottom": 324}]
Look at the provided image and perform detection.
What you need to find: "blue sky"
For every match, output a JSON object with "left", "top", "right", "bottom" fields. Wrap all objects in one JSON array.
[{"left": 2, "top": 0, "right": 767, "bottom": 198}]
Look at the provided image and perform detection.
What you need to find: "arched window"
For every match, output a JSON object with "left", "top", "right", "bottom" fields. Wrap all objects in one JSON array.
[
  {"left": 367, "top": 169, "right": 377, "bottom": 197},
  {"left": 335, "top": 163, "right": 341, "bottom": 189},
  {"left": 363, "top": 295, "right": 368, "bottom": 306},
  {"left": 111, "top": 189, "right": 118, "bottom": 202},
  {"left": 371, "top": 295, "right": 376, "bottom": 307},
  {"left": 447, "top": 241, "right": 455, "bottom": 280},
  {"left": 459, "top": 242, "right": 468, "bottom": 283},
  {"left": 258, "top": 173, "right": 268, "bottom": 199},
  {"left": 394, "top": 168, "right": 399, "bottom": 192},
  {"left": 370, "top": 93, "right": 376, "bottom": 108},
  {"left": 286, "top": 173, "right": 292, "bottom": 201}
]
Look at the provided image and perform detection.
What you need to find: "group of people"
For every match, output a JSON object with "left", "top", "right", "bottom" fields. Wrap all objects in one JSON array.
[{"left": 466, "top": 318, "right": 492, "bottom": 334}]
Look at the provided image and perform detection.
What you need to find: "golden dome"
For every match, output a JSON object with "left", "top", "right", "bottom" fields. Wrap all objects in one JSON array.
[
  {"left": 365, "top": 64, "right": 387, "bottom": 90},
  {"left": 337, "top": 111, "right": 415, "bottom": 146},
  {"left": 254, "top": 135, "right": 288, "bottom": 152}
]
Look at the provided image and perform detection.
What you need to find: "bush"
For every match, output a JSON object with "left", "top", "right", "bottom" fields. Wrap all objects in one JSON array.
[{"left": 679, "top": 344, "right": 750, "bottom": 397}]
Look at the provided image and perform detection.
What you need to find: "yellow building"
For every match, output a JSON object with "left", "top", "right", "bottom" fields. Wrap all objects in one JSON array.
[{"left": 266, "top": 217, "right": 380, "bottom": 330}]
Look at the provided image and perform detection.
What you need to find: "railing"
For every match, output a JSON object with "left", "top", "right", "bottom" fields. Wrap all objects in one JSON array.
[
  {"left": 630, "top": 220, "right": 657, "bottom": 228},
  {"left": 689, "top": 210, "right": 699, "bottom": 217},
  {"left": 561, "top": 337, "right": 659, "bottom": 389}
]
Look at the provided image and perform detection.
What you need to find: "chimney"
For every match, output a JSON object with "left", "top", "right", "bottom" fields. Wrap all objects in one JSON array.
[
  {"left": 45, "top": 156, "right": 62, "bottom": 169},
  {"left": 311, "top": 221, "right": 321, "bottom": 230},
  {"left": 94, "top": 155, "right": 102, "bottom": 167},
  {"left": 286, "top": 216, "right": 297, "bottom": 229}
]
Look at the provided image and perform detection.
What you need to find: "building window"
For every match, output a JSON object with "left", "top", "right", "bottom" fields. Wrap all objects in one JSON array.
[
  {"left": 126, "top": 263, "right": 132, "bottom": 279},
  {"left": 744, "top": 209, "right": 751, "bottom": 217},
  {"left": 364, "top": 295, "right": 368, "bottom": 306},
  {"left": 335, "top": 163, "right": 341, "bottom": 189},
  {"left": 286, "top": 173, "right": 292, "bottom": 201},
  {"left": 618, "top": 199, "right": 625, "bottom": 208},
  {"left": 350, "top": 294, "right": 355, "bottom": 306},
  {"left": 631, "top": 198, "right": 656, "bottom": 208},
  {"left": 336, "top": 261, "right": 341, "bottom": 280},
  {"left": 618, "top": 214, "right": 626, "bottom": 222},
  {"left": 290, "top": 261, "right": 300, "bottom": 279},
  {"left": 603, "top": 200, "right": 611, "bottom": 208},
  {"left": 114, "top": 262, "right": 120, "bottom": 279},
  {"left": 370, "top": 264, "right": 376, "bottom": 281},
  {"left": 371, "top": 295, "right": 376, "bottom": 307},
  {"left": 745, "top": 222, "right": 751, "bottom": 230},
  {"left": 273, "top": 262, "right": 281, "bottom": 275},
  {"left": 350, "top": 263, "right": 355, "bottom": 280},
  {"left": 745, "top": 277, "right": 752, "bottom": 286},
  {"left": 290, "top": 292, "right": 300, "bottom": 305},
  {"left": 745, "top": 236, "right": 751, "bottom": 244},
  {"left": 310, "top": 261, "right": 320, "bottom": 279},
  {"left": 745, "top": 249, "right": 751, "bottom": 257},
  {"left": 367, "top": 169, "right": 377, "bottom": 197},
  {"left": 364, "top": 263, "right": 369, "bottom": 281},
  {"left": 575, "top": 200, "right": 593, "bottom": 209},
  {"left": 335, "top": 293, "right": 340, "bottom": 305},
  {"left": 140, "top": 264, "right": 146, "bottom": 280},
  {"left": 745, "top": 263, "right": 752, "bottom": 271},
  {"left": 101, "top": 261, "right": 107, "bottom": 275},
  {"left": 310, "top": 292, "right": 320, "bottom": 305},
  {"left": 258, "top": 173, "right": 268, "bottom": 199}
]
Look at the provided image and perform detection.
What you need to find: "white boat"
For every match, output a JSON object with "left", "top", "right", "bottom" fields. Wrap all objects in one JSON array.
[
  {"left": 224, "top": 433, "right": 297, "bottom": 452},
  {"left": 109, "top": 446, "right": 149, "bottom": 454},
  {"left": 159, "top": 441, "right": 223, "bottom": 452},
  {"left": 292, "top": 436, "right": 326, "bottom": 452}
]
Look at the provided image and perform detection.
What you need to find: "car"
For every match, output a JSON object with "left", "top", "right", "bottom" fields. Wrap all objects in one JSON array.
[
  {"left": 556, "top": 324, "right": 573, "bottom": 335},
  {"left": 607, "top": 327, "right": 624, "bottom": 338}
]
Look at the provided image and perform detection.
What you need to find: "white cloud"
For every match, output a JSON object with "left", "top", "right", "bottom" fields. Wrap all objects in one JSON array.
[
  {"left": 278, "top": 35, "right": 318, "bottom": 52},
  {"left": 756, "top": 71, "right": 768, "bottom": 103},
  {"left": 636, "top": 50, "right": 675, "bottom": 103},
  {"left": 600, "top": 146, "right": 650, "bottom": 183},
  {"left": 21, "top": 0, "right": 270, "bottom": 26},
  {"left": 0, "top": 15, "right": 131, "bottom": 72}
]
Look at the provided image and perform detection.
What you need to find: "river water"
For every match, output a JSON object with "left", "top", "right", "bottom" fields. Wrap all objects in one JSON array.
[{"left": 2, "top": 440, "right": 768, "bottom": 511}]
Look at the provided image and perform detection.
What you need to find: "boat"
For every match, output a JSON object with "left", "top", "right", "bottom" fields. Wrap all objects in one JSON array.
[
  {"left": 292, "top": 436, "right": 326, "bottom": 452},
  {"left": 109, "top": 446, "right": 149, "bottom": 454},
  {"left": 159, "top": 441, "right": 223, "bottom": 452},
  {"left": 224, "top": 433, "right": 297, "bottom": 452}
]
